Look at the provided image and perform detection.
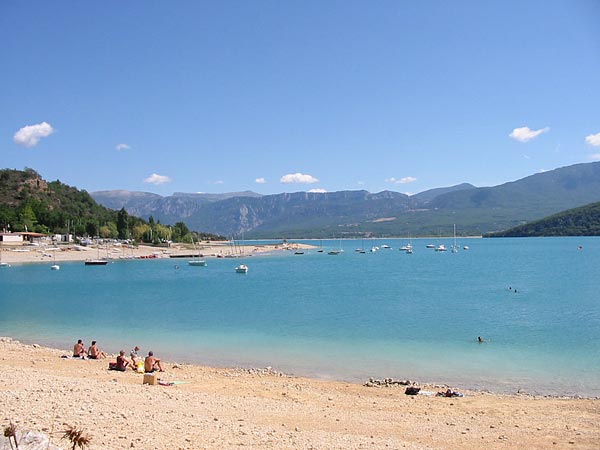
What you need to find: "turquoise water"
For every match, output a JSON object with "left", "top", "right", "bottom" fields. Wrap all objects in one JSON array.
[{"left": 1, "top": 237, "right": 599, "bottom": 396}]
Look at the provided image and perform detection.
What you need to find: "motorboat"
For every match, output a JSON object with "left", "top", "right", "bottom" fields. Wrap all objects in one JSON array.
[
  {"left": 235, "top": 264, "right": 249, "bottom": 273},
  {"left": 381, "top": 244, "right": 391, "bottom": 249},
  {"left": 426, "top": 244, "right": 435, "bottom": 249},
  {"left": 188, "top": 260, "right": 207, "bottom": 266},
  {"left": 435, "top": 244, "right": 447, "bottom": 252}
]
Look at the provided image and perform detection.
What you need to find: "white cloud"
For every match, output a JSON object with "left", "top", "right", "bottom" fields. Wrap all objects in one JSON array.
[
  {"left": 585, "top": 132, "right": 600, "bottom": 147},
  {"left": 357, "top": 181, "right": 365, "bottom": 186},
  {"left": 116, "top": 143, "right": 131, "bottom": 151},
  {"left": 214, "top": 180, "right": 224, "bottom": 185},
  {"left": 308, "top": 188, "right": 327, "bottom": 193},
  {"left": 385, "top": 176, "right": 417, "bottom": 184},
  {"left": 143, "top": 173, "right": 172, "bottom": 185},
  {"left": 255, "top": 177, "right": 266, "bottom": 184},
  {"left": 280, "top": 172, "right": 319, "bottom": 184},
  {"left": 523, "top": 154, "right": 531, "bottom": 160},
  {"left": 509, "top": 126, "right": 550, "bottom": 142},
  {"left": 13, "top": 122, "right": 55, "bottom": 147},
  {"left": 588, "top": 153, "right": 600, "bottom": 161}
]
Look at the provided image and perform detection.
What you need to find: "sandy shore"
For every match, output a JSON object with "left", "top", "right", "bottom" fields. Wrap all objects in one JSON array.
[
  {"left": 1, "top": 338, "right": 598, "bottom": 450},
  {"left": 0, "top": 241, "right": 312, "bottom": 265}
]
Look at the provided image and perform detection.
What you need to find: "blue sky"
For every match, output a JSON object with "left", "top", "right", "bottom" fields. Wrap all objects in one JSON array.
[{"left": 2, "top": 1, "right": 600, "bottom": 196}]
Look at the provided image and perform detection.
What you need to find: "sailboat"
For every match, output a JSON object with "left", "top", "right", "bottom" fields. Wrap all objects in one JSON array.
[
  {"left": 188, "top": 235, "right": 207, "bottom": 266},
  {"left": 0, "top": 241, "right": 10, "bottom": 268},
  {"left": 50, "top": 248, "right": 60, "bottom": 270},
  {"left": 85, "top": 242, "right": 108, "bottom": 265},
  {"left": 451, "top": 224, "right": 459, "bottom": 253},
  {"left": 317, "top": 240, "right": 324, "bottom": 253}
]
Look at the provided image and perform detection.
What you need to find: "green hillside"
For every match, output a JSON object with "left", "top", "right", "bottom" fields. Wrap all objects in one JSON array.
[
  {"left": 485, "top": 201, "right": 600, "bottom": 237},
  {"left": 0, "top": 168, "right": 223, "bottom": 243}
]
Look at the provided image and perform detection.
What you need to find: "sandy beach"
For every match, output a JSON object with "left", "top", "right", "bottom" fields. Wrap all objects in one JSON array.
[
  {"left": 0, "top": 241, "right": 311, "bottom": 265},
  {"left": 1, "top": 337, "right": 598, "bottom": 450}
]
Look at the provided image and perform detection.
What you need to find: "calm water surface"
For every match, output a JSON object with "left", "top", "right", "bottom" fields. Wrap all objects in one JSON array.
[{"left": 1, "top": 237, "right": 598, "bottom": 396}]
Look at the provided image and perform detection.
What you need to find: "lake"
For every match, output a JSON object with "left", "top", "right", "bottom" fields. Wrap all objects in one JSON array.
[{"left": 1, "top": 236, "right": 598, "bottom": 396}]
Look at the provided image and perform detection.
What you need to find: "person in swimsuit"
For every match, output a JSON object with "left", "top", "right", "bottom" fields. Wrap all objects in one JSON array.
[
  {"left": 115, "top": 350, "right": 130, "bottom": 371},
  {"left": 73, "top": 339, "right": 87, "bottom": 358},
  {"left": 144, "top": 351, "right": 164, "bottom": 372},
  {"left": 88, "top": 340, "right": 107, "bottom": 359}
]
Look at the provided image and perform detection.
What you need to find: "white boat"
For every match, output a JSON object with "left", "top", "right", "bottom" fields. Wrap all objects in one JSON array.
[
  {"left": 0, "top": 241, "right": 10, "bottom": 267},
  {"left": 405, "top": 247, "right": 413, "bottom": 254},
  {"left": 426, "top": 244, "right": 435, "bottom": 249},
  {"left": 188, "top": 235, "right": 207, "bottom": 266},
  {"left": 435, "top": 244, "right": 447, "bottom": 252},
  {"left": 188, "top": 260, "right": 207, "bottom": 266},
  {"left": 50, "top": 249, "right": 60, "bottom": 270},
  {"left": 451, "top": 224, "right": 459, "bottom": 253},
  {"left": 235, "top": 264, "right": 248, "bottom": 273},
  {"left": 463, "top": 245, "right": 470, "bottom": 250},
  {"left": 381, "top": 244, "right": 391, "bottom": 249}
]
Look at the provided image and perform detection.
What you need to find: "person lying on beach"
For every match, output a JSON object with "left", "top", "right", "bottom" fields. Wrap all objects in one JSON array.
[
  {"left": 115, "top": 350, "right": 130, "bottom": 371},
  {"left": 438, "top": 388, "right": 464, "bottom": 397},
  {"left": 144, "top": 351, "right": 164, "bottom": 372},
  {"left": 88, "top": 340, "right": 107, "bottom": 359},
  {"left": 73, "top": 339, "right": 87, "bottom": 358}
]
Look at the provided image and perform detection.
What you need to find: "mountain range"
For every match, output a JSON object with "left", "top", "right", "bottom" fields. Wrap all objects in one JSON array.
[{"left": 91, "top": 161, "right": 600, "bottom": 238}]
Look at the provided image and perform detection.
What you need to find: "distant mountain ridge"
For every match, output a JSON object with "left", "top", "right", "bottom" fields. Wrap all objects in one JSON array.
[{"left": 90, "top": 162, "right": 600, "bottom": 238}]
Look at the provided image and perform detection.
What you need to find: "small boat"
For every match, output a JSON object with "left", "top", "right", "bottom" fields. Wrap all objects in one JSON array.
[
  {"left": 188, "top": 260, "right": 207, "bottom": 266},
  {"left": 328, "top": 250, "right": 340, "bottom": 255},
  {"left": 0, "top": 262, "right": 10, "bottom": 268},
  {"left": 85, "top": 259, "right": 108, "bottom": 266},
  {"left": 426, "top": 244, "right": 435, "bottom": 249},
  {"left": 50, "top": 250, "right": 60, "bottom": 270},
  {"left": 188, "top": 236, "right": 206, "bottom": 266},
  {"left": 451, "top": 224, "right": 459, "bottom": 253},
  {"left": 294, "top": 251, "right": 304, "bottom": 255},
  {"left": 435, "top": 244, "right": 447, "bottom": 252},
  {"left": 463, "top": 246, "right": 470, "bottom": 250},
  {"left": 405, "top": 247, "right": 413, "bottom": 254},
  {"left": 381, "top": 244, "right": 391, "bottom": 249},
  {"left": 235, "top": 264, "right": 248, "bottom": 273}
]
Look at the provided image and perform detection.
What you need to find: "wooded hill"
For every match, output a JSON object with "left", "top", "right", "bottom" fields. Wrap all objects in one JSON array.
[
  {"left": 0, "top": 168, "right": 223, "bottom": 243},
  {"left": 485, "top": 201, "right": 600, "bottom": 237}
]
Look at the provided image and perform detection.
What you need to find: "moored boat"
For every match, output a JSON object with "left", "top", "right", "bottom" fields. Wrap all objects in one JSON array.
[{"left": 235, "top": 264, "right": 248, "bottom": 273}]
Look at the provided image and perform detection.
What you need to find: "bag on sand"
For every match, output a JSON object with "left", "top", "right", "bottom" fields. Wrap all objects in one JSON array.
[{"left": 404, "top": 386, "right": 421, "bottom": 395}]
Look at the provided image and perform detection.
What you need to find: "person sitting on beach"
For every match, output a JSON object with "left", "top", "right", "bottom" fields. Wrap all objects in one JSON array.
[
  {"left": 115, "top": 350, "right": 130, "bottom": 371},
  {"left": 88, "top": 340, "right": 107, "bottom": 359},
  {"left": 144, "top": 351, "right": 164, "bottom": 373},
  {"left": 73, "top": 339, "right": 87, "bottom": 358}
]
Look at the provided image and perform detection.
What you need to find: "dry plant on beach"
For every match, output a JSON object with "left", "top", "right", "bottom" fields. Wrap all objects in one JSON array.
[
  {"left": 3, "top": 422, "right": 19, "bottom": 449},
  {"left": 62, "top": 425, "right": 91, "bottom": 450}
]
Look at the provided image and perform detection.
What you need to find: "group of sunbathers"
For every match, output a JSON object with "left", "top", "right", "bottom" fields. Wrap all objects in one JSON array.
[
  {"left": 74, "top": 339, "right": 164, "bottom": 373},
  {"left": 73, "top": 339, "right": 107, "bottom": 359}
]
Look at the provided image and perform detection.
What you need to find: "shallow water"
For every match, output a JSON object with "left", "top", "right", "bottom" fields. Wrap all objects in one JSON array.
[{"left": 1, "top": 237, "right": 598, "bottom": 396}]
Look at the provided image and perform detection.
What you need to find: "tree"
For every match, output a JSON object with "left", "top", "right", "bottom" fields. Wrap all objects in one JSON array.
[{"left": 117, "top": 208, "right": 129, "bottom": 239}]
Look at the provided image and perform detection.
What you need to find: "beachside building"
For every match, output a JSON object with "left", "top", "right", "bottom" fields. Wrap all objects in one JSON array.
[{"left": 0, "top": 232, "right": 24, "bottom": 243}]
